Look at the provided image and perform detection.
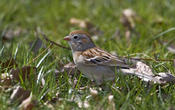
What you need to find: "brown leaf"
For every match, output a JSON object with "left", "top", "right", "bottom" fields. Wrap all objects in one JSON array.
[
  {"left": 155, "top": 72, "right": 175, "bottom": 84},
  {"left": 69, "top": 18, "right": 103, "bottom": 36},
  {"left": 120, "top": 9, "right": 137, "bottom": 30},
  {"left": 168, "top": 106, "right": 175, "bottom": 110},
  {"left": 46, "top": 104, "right": 54, "bottom": 110},
  {"left": 89, "top": 88, "right": 98, "bottom": 97},
  {"left": 120, "top": 9, "right": 140, "bottom": 40},
  {"left": 19, "top": 94, "right": 37, "bottom": 110},
  {"left": 107, "top": 95, "right": 115, "bottom": 110},
  {"left": 2, "top": 29, "right": 15, "bottom": 41},
  {"left": 0, "top": 73, "right": 12, "bottom": 87},
  {"left": 159, "top": 41, "right": 175, "bottom": 54},
  {"left": 121, "top": 61, "right": 175, "bottom": 84},
  {"left": 166, "top": 45, "right": 175, "bottom": 54},
  {"left": 29, "top": 36, "right": 46, "bottom": 54},
  {"left": 10, "top": 86, "right": 31, "bottom": 103},
  {"left": 0, "top": 58, "right": 18, "bottom": 73},
  {"left": 125, "top": 30, "right": 131, "bottom": 40},
  {"left": 111, "top": 28, "right": 121, "bottom": 39},
  {"left": 61, "top": 62, "right": 80, "bottom": 75},
  {"left": 2, "top": 27, "right": 27, "bottom": 41},
  {"left": 70, "top": 18, "right": 88, "bottom": 28},
  {"left": 0, "top": 77, "right": 12, "bottom": 87},
  {"left": 10, "top": 66, "right": 37, "bottom": 82},
  {"left": 135, "top": 62, "right": 154, "bottom": 76}
]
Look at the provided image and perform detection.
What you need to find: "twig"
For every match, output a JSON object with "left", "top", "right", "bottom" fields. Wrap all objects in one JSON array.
[
  {"left": 121, "top": 56, "right": 174, "bottom": 62},
  {"left": 38, "top": 30, "right": 174, "bottom": 62},
  {"left": 27, "top": 44, "right": 53, "bottom": 65},
  {"left": 40, "top": 33, "right": 70, "bottom": 50}
]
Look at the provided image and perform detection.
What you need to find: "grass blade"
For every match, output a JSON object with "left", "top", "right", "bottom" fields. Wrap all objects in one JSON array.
[
  {"left": 36, "top": 50, "right": 51, "bottom": 68},
  {"left": 152, "top": 27, "right": 175, "bottom": 40},
  {"left": 0, "top": 46, "right": 4, "bottom": 56}
]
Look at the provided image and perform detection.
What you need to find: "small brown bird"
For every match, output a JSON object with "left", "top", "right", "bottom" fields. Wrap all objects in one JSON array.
[{"left": 64, "top": 30, "right": 129, "bottom": 84}]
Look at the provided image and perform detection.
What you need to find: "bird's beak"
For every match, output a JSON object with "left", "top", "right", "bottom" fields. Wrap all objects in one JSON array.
[{"left": 64, "top": 36, "right": 71, "bottom": 41}]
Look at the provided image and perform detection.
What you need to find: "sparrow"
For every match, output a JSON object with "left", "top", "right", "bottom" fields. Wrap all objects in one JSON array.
[{"left": 64, "top": 30, "right": 130, "bottom": 85}]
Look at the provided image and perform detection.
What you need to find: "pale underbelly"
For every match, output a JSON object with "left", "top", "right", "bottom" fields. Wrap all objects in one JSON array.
[{"left": 77, "top": 64, "right": 116, "bottom": 84}]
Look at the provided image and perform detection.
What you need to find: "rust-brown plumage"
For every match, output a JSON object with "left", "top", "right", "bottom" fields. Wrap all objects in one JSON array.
[{"left": 69, "top": 30, "right": 91, "bottom": 39}]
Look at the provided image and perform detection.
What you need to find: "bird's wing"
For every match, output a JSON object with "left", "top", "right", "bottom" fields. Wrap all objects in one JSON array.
[{"left": 82, "top": 47, "right": 129, "bottom": 68}]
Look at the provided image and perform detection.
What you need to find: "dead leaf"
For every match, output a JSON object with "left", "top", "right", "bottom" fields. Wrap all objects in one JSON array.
[
  {"left": 19, "top": 93, "right": 37, "bottom": 110},
  {"left": 158, "top": 40, "right": 175, "bottom": 54},
  {"left": 83, "top": 100, "right": 90, "bottom": 109},
  {"left": 29, "top": 37, "right": 45, "bottom": 54},
  {"left": 89, "top": 88, "right": 98, "bottom": 97},
  {"left": 0, "top": 77, "right": 12, "bottom": 87},
  {"left": 162, "top": 41, "right": 175, "bottom": 54},
  {"left": 120, "top": 9, "right": 137, "bottom": 30},
  {"left": 10, "top": 66, "right": 37, "bottom": 82},
  {"left": 121, "top": 61, "right": 175, "bottom": 84},
  {"left": 44, "top": 103, "right": 54, "bottom": 110},
  {"left": 77, "top": 99, "right": 90, "bottom": 109},
  {"left": 111, "top": 28, "right": 121, "bottom": 40},
  {"left": 77, "top": 101, "right": 83, "bottom": 108},
  {"left": 108, "top": 95, "right": 114, "bottom": 103},
  {"left": 0, "top": 58, "right": 18, "bottom": 73},
  {"left": 0, "top": 73, "right": 12, "bottom": 87},
  {"left": 121, "top": 62, "right": 159, "bottom": 82},
  {"left": 155, "top": 72, "right": 175, "bottom": 83},
  {"left": 157, "top": 40, "right": 175, "bottom": 54},
  {"left": 2, "top": 29, "right": 14, "bottom": 41},
  {"left": 125, "top": 30, "right": 131, "bottom": 40},
  {"left": 41, "top": 78, "right": 45, "bottom": 86},
  {"left": 107, "top": 95, "right": 115, "bottom": 110},
  {"left": 168, "top": 106, "right": 175, "bottom": 110},
  {"left": 166, "top": 45, "right": 175, "bottom": 54},
  {"left": 120, "top": 9, "right": 140, "bottom": 40},
  {"left": 10, "top": 86, "right": 31, "bottom": 103},
  {"left": 70, "top": 18, "right": 88, "bottom": 28},
  {"left": 135, "top": 62, "right": 154, "bottom": 76},
  {"left": 2, "top": 27, "right": 27, "bottom": 41},
  {"left": 70, "top": 18, "right": 103, "bottom": 36}
]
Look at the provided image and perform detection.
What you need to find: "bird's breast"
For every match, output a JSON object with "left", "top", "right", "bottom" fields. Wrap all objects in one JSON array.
[{"left": 72, "top": 52, "right": 84, "bottom": 64}]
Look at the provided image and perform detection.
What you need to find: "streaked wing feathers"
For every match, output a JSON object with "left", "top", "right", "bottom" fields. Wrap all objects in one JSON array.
[{"left": 82, "top": 47, "right": 129, "bottom": 68}]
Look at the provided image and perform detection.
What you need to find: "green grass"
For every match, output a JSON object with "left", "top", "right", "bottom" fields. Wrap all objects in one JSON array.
[{"left": 0, "top": 0, "right": 175, "bottom": 109}]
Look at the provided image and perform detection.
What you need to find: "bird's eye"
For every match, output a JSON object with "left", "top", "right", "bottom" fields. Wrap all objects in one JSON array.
[{"left": 73, "top": 36, "right": 78, "bottom": 39}]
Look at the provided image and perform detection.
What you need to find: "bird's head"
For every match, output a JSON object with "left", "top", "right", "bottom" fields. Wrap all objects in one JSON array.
[{"left": 64, "top": 30, "right": 96, "bottom": 52}]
